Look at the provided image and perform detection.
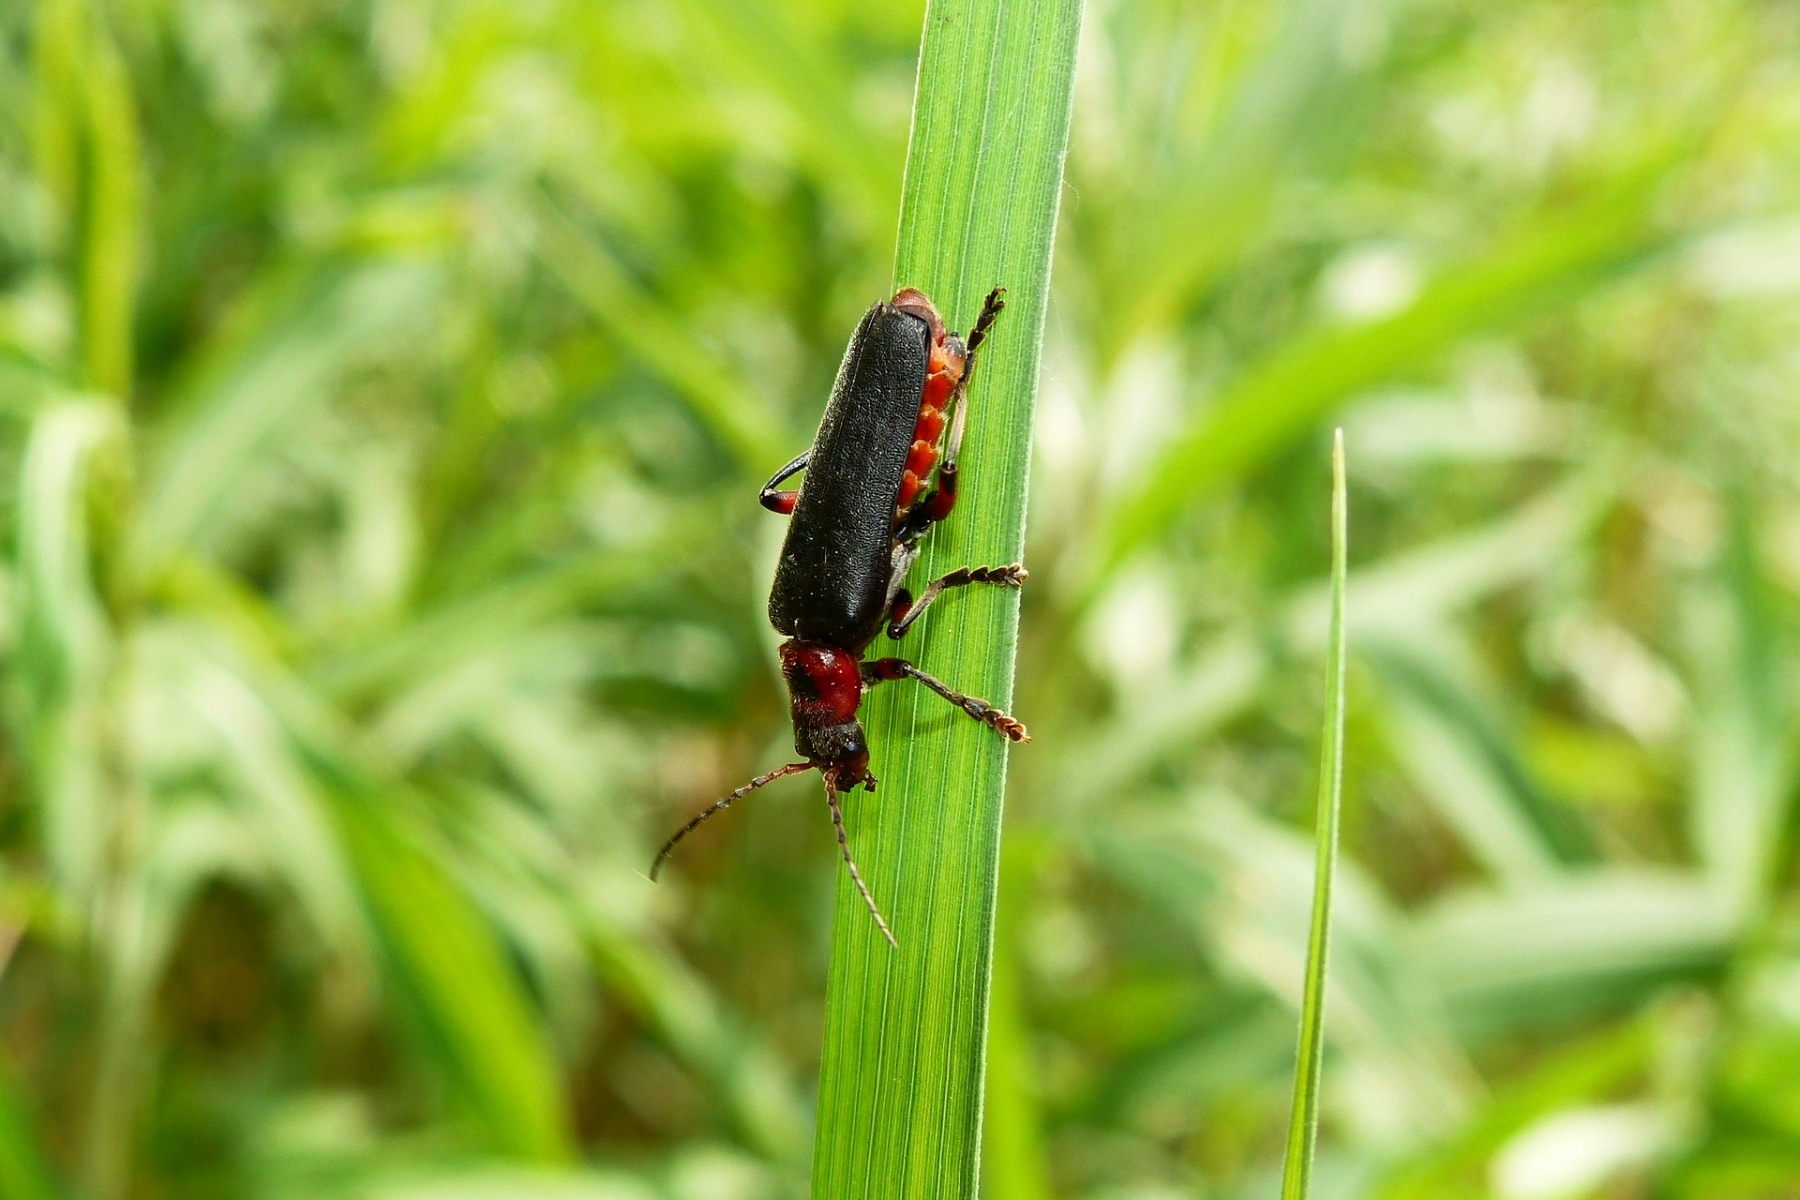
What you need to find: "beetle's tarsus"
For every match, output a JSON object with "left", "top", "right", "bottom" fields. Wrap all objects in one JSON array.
[{"left": 966, "top": 287, "right": 1005, "bottom": 354}]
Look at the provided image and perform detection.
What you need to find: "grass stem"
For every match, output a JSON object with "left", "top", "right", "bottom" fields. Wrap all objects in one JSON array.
[{"left": 1279, "top": 430, "right": 1349, "bottom": 1200}]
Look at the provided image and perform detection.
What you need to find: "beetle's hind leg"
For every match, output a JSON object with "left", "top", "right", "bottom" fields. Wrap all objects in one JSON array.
[
  {"left": 887, "top": 563, "right": 1027, "bottom": 639},
  {"left": 965, "top": 286, "right": 1006, "bottom": 355},
  {"left": 898, "top": 288, "right": 1005, "bottom": 542},
  {"left": 927, "top": 288, "right": 1005, "bottom": 512},
  {"left": 864, "top": 657, "right": 1029, "bottom": 742},
  {"left": 759, "top": 450, "right": 810, "bottom": 515}
]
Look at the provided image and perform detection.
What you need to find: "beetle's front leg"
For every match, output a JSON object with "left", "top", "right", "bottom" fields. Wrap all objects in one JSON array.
[
  {"left": 759, "top": 450, "right": 810, "bottom": 515},
  {"left": 862, "top": 656, "right": 1029, "bottom": 742},
  {"left": 887, "top": 563, "right": 1027, "bottom": 639}
]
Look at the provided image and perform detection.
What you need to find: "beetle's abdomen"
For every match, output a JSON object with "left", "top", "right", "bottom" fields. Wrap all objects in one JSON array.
[{"left": 769, "top": 303, "right": 931, "bottom": 650}]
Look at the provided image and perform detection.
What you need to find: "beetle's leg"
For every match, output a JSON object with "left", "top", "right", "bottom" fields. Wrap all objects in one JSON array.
[
  {"left": 825, "top": 769, "right": 897, "bottom": 947},
  {"left": 887, "top": 564, "right": 1027, "bottom": 639},
  {"left": 863, "top": 657, "right": 1029, "bottom": 742},
  {"left": 649, "top": 762, "right": 813, "bottom": 879},
  {"left": 965, "top": 285, "right": 1006, "bottom": 355},
  {"left": 900, "top": 288, "right": 1005, "bottom": 538},
  {"left": 934, "top": 288, "right": 1005, "bottom": 488},
  {"left": 759, "top": 450, "right": 811, "bottom": 515}
]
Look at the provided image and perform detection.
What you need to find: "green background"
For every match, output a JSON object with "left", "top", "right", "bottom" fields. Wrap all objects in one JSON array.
[{"left": 2, "top": 0, "right": 1800, "bottom": 1197}]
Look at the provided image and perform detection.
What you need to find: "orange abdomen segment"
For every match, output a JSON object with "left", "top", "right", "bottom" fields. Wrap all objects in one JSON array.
[
  {"left": 897, "top": 471, "right": 923, "bottom": 512},
  {"left": 913, "top": 407, "right": 945, "bottom": 445},
  {"left": 906, "top": 440, "right": 938, "bottom": 477}
]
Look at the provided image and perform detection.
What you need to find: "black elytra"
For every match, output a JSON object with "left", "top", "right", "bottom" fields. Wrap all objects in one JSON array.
[{"left": 769, "top": 303, "right": 929, "bottom": 651}]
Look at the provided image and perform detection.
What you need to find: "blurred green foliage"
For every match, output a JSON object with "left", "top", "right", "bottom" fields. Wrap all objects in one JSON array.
[{"left": 0, "top": 0, "right": 1799, "bottom": 1197}]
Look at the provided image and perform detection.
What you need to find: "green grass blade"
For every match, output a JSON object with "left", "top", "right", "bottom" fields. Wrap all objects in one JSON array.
[
  {"left": 317, "top": 764, "right": 573, "bottom": 1163},
  {"left": 1412, "top": 869, "right": 1738, "bottom": 1033},
  {"left": 531, "top": 202, "right": 786, "bottom": 470},
  {"left": 1278, "top": 430, "right": 1348, "bottom": 1200},
  {"left": 0, "top": 1050, "right": 56, "bottom": 1200},
  {"left": 809, "top": 0, "right": 1081, "bottom": 1194},
  {"left": 1369, "top": 647, "right": 1590, "bottom": 881},
  {"left": 671, "top": 0, "right": 897, "bottom": 214},
  {"left": 15, "top": 398, "right": 127, "bottom": 908},
  {"left": 311, "top": 533, "right": 702, "bottom": 699},
  {"left": 577, "top": 918, "right": 810, "bottom": 1163},
  {"left": 138, "top": 263, "right": 439, "bottom": 571},
  {"left": 32, "top": 0, "right": 141, "bottom": 398},
  {"left": 1688, "top": 499, "right": 1790, "bottom": 915}
]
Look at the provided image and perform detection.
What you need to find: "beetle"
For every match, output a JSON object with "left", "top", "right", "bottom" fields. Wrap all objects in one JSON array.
[{"left": 649, "top": 285, "right": 1027, "bottom": 945}]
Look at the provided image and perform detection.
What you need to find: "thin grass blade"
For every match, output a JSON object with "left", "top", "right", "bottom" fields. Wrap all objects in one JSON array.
[{"left": 1279, "top": 430, "right": 1348, "bottom": 1200}]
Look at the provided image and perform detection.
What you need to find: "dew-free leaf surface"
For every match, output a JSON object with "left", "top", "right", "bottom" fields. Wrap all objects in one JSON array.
[{"left": 809, "top": 0, "right": 1081, "bottom": 1193}]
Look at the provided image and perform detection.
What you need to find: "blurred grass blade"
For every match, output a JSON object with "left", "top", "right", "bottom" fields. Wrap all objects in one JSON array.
[
  {"left": 313, "top": 534, "right": 698, "bottom": 699},
  {"left": 443, "top": 788, "right": 811, "bottom": 1163},
  {"left": 0, "top": 1050, "right": 56, "bottom": 1200},
  {"left": 1099, "top": 172, "right": 1670, "bottom": 581},
  {"left": 315, "top": 760, "right": 572, "bottom": 1162},
  {"left": 1369, "top": 645, "right": 1590, "bottom": 882},
  {"left": 981, "top": 843, "right": 1054, "bottom": 1198},
  {"left": 809, "top": 0, "right": 1081, "bottom": 1193},
  {"left": 978, "top": 940, "right": 1053, "bottom": 1200},
  {"left": 360, "top": 1165, "right": 655, "bottom": 1200},
  {"left": 15, "top": 398, "right": 127, "bottom": 907},
  {"left": 1279, "top": 431, "right": 1348, "bottom": 1200},
  {"left": 1058, "top": 634, "right": 1266, "bottom": 808},
  {"left": 1687, "top": 499, "right": 1790, "bottom": 915},
  {"left": 1095, "top": 0, "right": 1359, "bottom": 359},
  {"left": 138, "top": 264, "right": 439, "bottom": 571},
  {"left": 578, "top": 918, "right": 810, "bottom": 1163},
  {"left": 532, "top": 202, "right": 785, "bottom": 470},
  {"left": 181, "top": 645, "right": 375, "bottom": 970},
  {"left": 1413, "top": 869, "right": 1739, "bottom": 1035},
  {"left": 1284, "top": 480, "right": 1603, "bottom": 649},
  {"left": 671, "top": 0, "right": 896, "bottom": 214},
  {"left": 32, "top": 0, "right": 141, "bottom": 398}
]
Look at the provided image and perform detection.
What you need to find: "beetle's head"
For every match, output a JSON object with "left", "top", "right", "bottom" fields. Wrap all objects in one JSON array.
[
  {"left": 780, "top": 640, "right": 872, "bottom": 784},
  {"left": 892, "top": 289, "right": 968, "bottom": 383},
  {"left": 890, "top": 288, "right": 946, "bottom": 341}
]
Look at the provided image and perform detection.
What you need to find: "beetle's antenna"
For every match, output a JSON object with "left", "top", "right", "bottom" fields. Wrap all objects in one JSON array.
[
  {"left": 650, "top": 762, "right": 813, "bottom": 880},
  {"left": 826, "top": 772, "right": 898, "bottom": 947}
]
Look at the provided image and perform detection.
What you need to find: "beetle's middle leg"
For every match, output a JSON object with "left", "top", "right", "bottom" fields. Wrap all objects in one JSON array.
[
  {"left": 863, "top": 657, "right": 1029, "bottom": 742},
  {"left": 887, "top": 564, "right": 1027, "bottom": 639}
]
